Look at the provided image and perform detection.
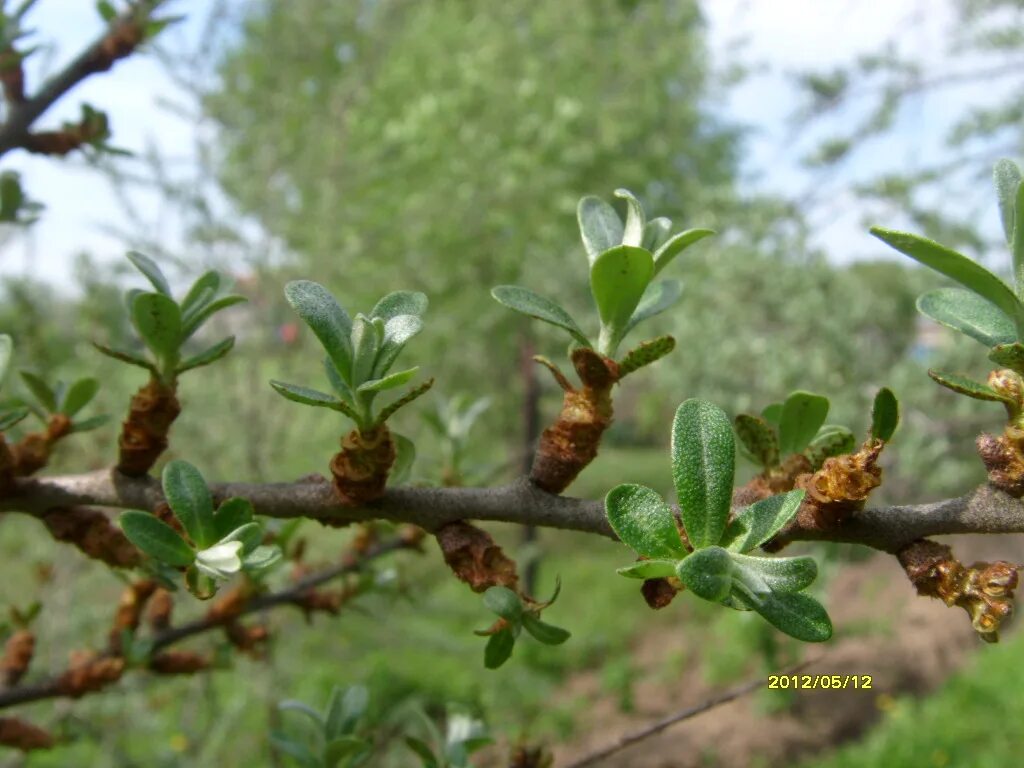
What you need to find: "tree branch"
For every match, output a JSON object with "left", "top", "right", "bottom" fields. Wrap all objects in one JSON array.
[{"left": 4, "top": 469, "right": 1024, "bottom": 553}]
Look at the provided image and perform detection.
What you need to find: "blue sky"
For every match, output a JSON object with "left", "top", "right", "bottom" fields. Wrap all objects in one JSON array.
[{"left": 0, "top": 0, "right": 1006, "bottom": 287}]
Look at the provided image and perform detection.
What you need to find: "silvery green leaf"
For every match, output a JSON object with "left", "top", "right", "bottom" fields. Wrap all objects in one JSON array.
[
  {"left": 731, "top": 586, "right": 832, "bottom": 642},
  {"left": 213, "top": 497, "right": 254, "bottom": 540},
  {"left": 390, "top": 432, "right": 415, "bottom": 485},
  {"left": 652, "top": 228, "right": 715, "bottom": 276},
  {"left": 132, "top": 292, "right": 181, "bottom": 360},
  {"left": 624, "top": 279, "right": 683, "bottom": 335},
  {"left": 357, "top": 367, "right": 419, "bottom": 393},
  {"left": 19, "top": 370, "right": 55, "bottom": 412},
  {"left": 721, "top": 489, "right": 805, "bottom": 553},
  {"left": 871, "top": 387, "right": 899, "bottom": 442},
  {"left": 777, "top": 391, "right": 829, "bottom": 456},
  {"left": 577, "top": 195, "right": 624, "bottom": 263},
  {"left": 804, "top": 425, "right": 855, "bottom": 468},
  {"left": 0, "top": 407, "right": 29, "bottom": 431},
  {"left": 176, "top": 337, "right": 235, "bottom": 374},
  {"left": 591, "top": 245, "right": 654, "bottom": 353},
  {"left": 127, "top": 251, "right": 171, "bottom": 296},
  {"left": 284, "top": 280, "right": 353, "bottom": 382},
  {"left": 220, "top": 522, "right": 263, "bottom": 554},
  {"left": 350, "top": 315, "right": 380, "bottom": 386},
  {"left": 615, "top": 188, "right": 646, "bottom": 247},
  {"left": 484, "top": 628, "right": 515, "bottom": 669},
  {"left": 990, "top": 342, "right": 1024, "bottom": 372},
  {"left": 615, "top": 559, "right": 679, "bottom": 580},
  {"left": 605, "top": 483, "right": 685, "bottom": 559},
  {"left": 642, "top": 217, "right": 672, "bottom": 252},
  {"left": 181, "top": 270, "right": 220, "bottom": 316},
  {"left": 60, "top": 377, "right": 99, "bottom": 417},
  {"left": 521, "top": 614, "right": 571, "bottom": 645},
  {"left": 241, "top": 545, "right": 282, "bottom": 572},
  {"left": 371, "top": 290, "right": 428, "bottom": 320},
  {"left": 995, "top": 158, "right": 1022, "bottom": 246},
  {"left": 927, "top": 370, "right": 1011, "bottom": 402},
  {"left": 483, "top": 586, "right": 522, "bottom": 622},
  {"left": 734, "top": 413, "right": 779, "bottom": 469},
  {"left": 180, "top": 295, "right": 247, "bottom": 340},
  {"left": 675, "top": 546, "right": 733, "bottom": 602},
  {"left": 92, "top": 342, "right": 156, "bottom": 373},
  {"left": 916, "top": 288, "right": 1015, "bottom": 348},
  {"left": 67, "top": 414, "right": 109, "bottom": 434},
  {"left": 0, "top": 335, "right": 11, "bottom": 383},
  {"left": 269, "top": 380, "right": 360, "bottom": 419},
  {"left": 490, "top": 285, "right": 590, "bottom": 346},
  {"left": 120, "top": 511, "right": 195, "bottom": 567},
  {"left": 729, "top": 551, "right": 818, "bottom": 594}
]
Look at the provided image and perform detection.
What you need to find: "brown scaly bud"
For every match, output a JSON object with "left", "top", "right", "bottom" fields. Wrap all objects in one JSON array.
[
  {"left": 509, "top": 744, "right": 554, "bottom": 768},
  {"left": 149, "top": 651, "right": 211, "bottom": 675},
  {"left": 89, "top": 18, "right": 146, "bottom": 73},
  {"left": 530, "top": 347, "right": 619, "bottom": 494},
  {"left": 0, "top": 717, "right": 54, "bottom": 751},
  {"left": 1, "top": 630, "right": 34, "bottom": 686},
  {"left": 330, "top": 425, "right": 396, "bottom": 506},
  {"left": 57, "top": 652, "right": 125, "bottom": 698},
  {"left": 794, "top": 439, "right": 884, "bottom": 529},
  {"left": 641, "top": 577, "right": 679, "bottom": 610},
  {"left": 9, "top": 413, "right": 71, "bottom": 476},
  {"left": 399, "top": 524, "right": 427, "bottom": 549},
  {"left": 351, "top": 523, "right": 378, "bottom": 554},
  {"left": 224, "top": 621, "right": 269, "bottom": 656},
  {"left": 296, "top": 589, "right": 346, "bottom": 618},
  {"left": 977, "top": 425, "right": 1024, "bottom": 497},
  {"left": 898, "top": 539, "right": 1019, "bottom": 642},
  {"left": 40, "top": 507, "right": 142, "bottom": 568},
  {"left": 0, "top": 47, "right": 25, "bottom": 103},
  {"left": 436, "top": 521, "right": 519, "bottom": 593},
  {"left": 989, "top": 368, "right": 1024, "bottom": 417},
  {"left": 108, "top": 580, "right": 157, "bottom": 652},
  {"left": 146, "top": 589, "right": 174, "bottom": 632},
  {"left": 205, "top": 584, "right": 251, "bottom": 625},
  {"left": 117, "top": 377, "right": 181, "bottom": 477}
]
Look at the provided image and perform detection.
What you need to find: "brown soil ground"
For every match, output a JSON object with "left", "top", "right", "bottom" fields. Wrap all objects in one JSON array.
[{"left": 544, "top": 534, "right": 1024, "bottom": 768}]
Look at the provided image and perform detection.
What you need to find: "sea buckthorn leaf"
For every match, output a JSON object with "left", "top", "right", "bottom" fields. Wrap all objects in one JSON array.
[
  {"left": 484, "top": 628, "right": 515, "bottom": 669},
  {"left": 927, "top": 369, "right": 1012, "bottom": 402},
  {"left": 67, "top": 414, "right": 109, "bottom": 434},
  {"left": 92, "top": 342, "right": 156, "bottom": 373},
  {"left": 374, "top": 315, "right": 424, "bottom": 377},
  {"left": 804, "top": 425, "right": 856, "bottom": 468},
  {"left": 995, "top": 158, "right": 1022, "bottom": 246},
  {"left": 351, "top": 315, "right": 382, "bottom": 386},
  {"left": 18, "top": 370, "right": 55, "bottom": 412},
  {"left": 241, "top": 545, "right": 282, "bottom": 572},
  {"left": 871, "top": 388, "right": 899, "bottom": 442},
  {"left": 324, "top": 357, "right": 355, "bottom": 403},
  {"left": 624, "top": 279, "right": 683, "bottom": 336},
  {"left": 778, "top": 391, "right": 829, "bottom": 457},
  {"left": 761, "top": 402, "right": 783, "bottom": 425},
  {"left": 357, "top": 367, "right": 419, "bottom": 394},
  {"left": 213, "top": 497, "right": 254, "bottom": 540},
  {"left": 591, "top": 245, "right": 654, "bottom": 352},
  {"left": 483, "top": 586, "right": 522, "bottom": 622},
  {"left": 917, "top": 288, "right": 1015, "bottom": 348},
  {"left": 732, "top": 587, "right": 833, "bottom": 642},
  {"left": 605, "top": 483, "right": 685, "bottom": 559},
  {"left": 671, "top": 399, "right": 735, "bottom": 550},
  {"left": 0, "top": 335, "right": 11, "bottom": 382},
  {"left": 642, "top": 216, "right": 672, "bottom": 252},
  {"left": 162, "top": 460, "right": 216, "bottom": 549},
  {"left": 734, "top": 413, "right": 779, "bottom": 469},
  {"left": 0, "top": 407, "right": 29, "bottom": 431},
  {"left": 989, "top": 342, "right": 1024, "bottom": 372},
  {"left": 131, "top": 292, "right": 181, "bottom": 360},
  {"left": 60, "top": 377, "right": 99, "bottom": 417},
  {"left": 330, "top": 684, "right": 369, "bottom": 738},
  {"left": 404, "top": 736, "right": 438, "bottom": 767},
  {"left": 325, "top": 737, "right": 371, "bottom": 766},
  {"left": 126, "top": 251, "right": 171, "bottom": 296},
  {"left": 721, "top": 489, "right": 805, "bottom": 553},
  {"left": 284, "top": 281, "right": 353, "bottom": 382},
  {"left": 577, "top": 195, "right": 624, "bottom": 263},
  {"left": 181, "top": 270, "right": 220, "bottom": 316},
  {"left": 220, "top": 522, "right": 263, "bottom": 554},
  {"left": 120, "top": 510, "right": 194, "bottom": 567},
  {"left": 390, "top": 432, "right": 416, "bottom": 485},
  {"left": 615, "top": 188, "right": 646, "bottom": 247},
  {"left": 490, "top": 286, "right": 590, "bottom": 346},
  {"left": 871, "top": 226, "right": 1024, "bottom": 337},
  {"left": 1014, "top": 176, "right": 1024, "bottom": 291},
  {"left": 729, "top": 551, "right": 818, "bottom": 594},
  {"left": 652, "top": 228, "right": 715, "bottom": 276},
  {"left": 181, "top": 295, "right": 247, "bottom": 340},
  {"left": 371, "top": 290, "right": 428, "bottom": 321},
  {"left": 615, "top": 559, "right": 679, "bottom": 580},
  {"left": 676, "top": 546, "right": 733, "bottom": 602},
  {"left": 176, "top": 337, "right": 235, "bottom": 374},
  {"left": 270, "top": 380, "right": 352, "bottom": 413},
  {"left": 521, "top": 613, "right": 571, "bottom": 645}
]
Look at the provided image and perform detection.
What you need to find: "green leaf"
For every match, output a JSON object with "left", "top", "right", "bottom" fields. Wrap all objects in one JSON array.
[
  {"left": 96, "top": 1, "right": 117, "bottom": 22},
  {"left": 676, "top": 546, "right": 733, "bottom": 602},
  {"left": 60, "top": 377, "right": 99, "bottom": 417},
  {"left": 916, "top": 288, "right": 1016, "bottom": 347},
  {"left": 616, "top": 559, "right": 678, "bottom": 580},
  {"left": 927, "top": 370, "right": 1012, "bottom": 402},
  {"left": 730, "top": 552, "right": 818, "bottom": 594},
  {"left": 67, "top": 414, "right": 109, "bottom": 434},
  {"left": 615, "top": 188, "right": 646, "bottom": 247},
  {"left": 390, "top": 432, "right": 416, "bottom": 485},
  {"left": 643, "top": 217, "right": 672, "bottom": 252},
  {"left": 490, "top": 286, "right": 590, "bottom": 346},
  {"left": 804, "top": 425, "right": 856, "bottom": 468},
  {"left": 18, "top": 371, "right": 55, "bottom": 412},
  {"left": 989, "top": 342, "right": 1024, "bottom": 372},
  {"left": 371, "top": 290, "right": 428, "bottom": 320},
  {"left": 324, "top": 358, "right": 355, "bottom": 402},
  {"left": 652, "top": 228, "right": 715, "bottom": 276},
  {"left": 870, "top": 226, "right": 1024, "bottom": 336},
  {"left": 181, "top": 270, "right": 221, "bottom": 316},
  {"left": 213, "top": 497, "right": 254, "bottom": 540},
  {"left": 92, "top": 342, "right": 156, "bottom": 373},
  {"left": 120, "top": 511, "right": 195, "bottom": 567},
  {"left": 484, "top": 628, "right": 515, "bottom": 669},
  {"left": 242, "top": 545, "right": 282, "bottom": 571},
  {"left": 181, "top": 295, "right": 247, "bottom": 340},
  {"left": 734, "top": 414, "right": 779, "bottom": 468},
  {"left": 761, "top": 402, "right": 782, "bottom": 425},
  {"left": 721, "top": 490, "right": 805, "bottom": 553},
  {"left": 605, "top": 483, "right": 685, "bottom": 559},
  {"left": 131, "top": 293, "right": 181, "bottom": 360},
  {"left": 732, "top": 587, "right": 833, "bottom": 642},
  {"left": 0, "top": 335, "right": 12, "bottom": 383},
  {"left": 871, "top": 388, "right": 899, "bottom": 442},
  {"left": 278, "top": 699, "right": 325, "bottom": 728},
  {"left": 577, "top": 195, "right": 623, "bottom": 263},
  {"left": 325, "top": 736, "right": 371, "bottom": 767},
  {"left": 350, "top": 315, "right": 382, "bottom": 386},
  {"left": 671, "top": 399, "right": 735, "bottom": 550},
  {"left": 995, "top": 159, "right": 1022, "bottom": 246},
  {"left": 374, "top": 377, "right": 435, "bottom": 425},
  {"left": 1014, "top": 180, "right": 1024, "bottom": 293},
  {"left": 521, "top": 613, "right": 571, "bottom": 645},
  {"left": 778, "top": 391, "right": 829, "bottom": 456},
  {"left": 404, "top": 736, "right": 439, "bottom": 768},
  {"left": 0, "top": 407, "right": 29, "bottom": 431},
  {"left": 616, "top": 335, "right": 675, "bottom": 378},
  {"left": 221, "top": 522, "right": 263, "bottom": 554},
  {"left": 373, "top": 315, "right": 423, "bottom": 378},
  {"left": 284, "top": 280, "right": 353, "bottom": 381},
  {"left": 270, "top": 732, "right": 320, "bottom": 768},
  {"left": 162, "top": 460, "right": 216, "bottom": 549},
  {"left": 126, "top": 251, "right": 171, "bottom": 296},
  {"left": 327, "top": 684, "right": 368, "bottom": 739},
  {"left": 482, "top": 586, "right": 522, "bottom": 622},
  {"left": 591, "top": 245, "right": 655, "bottom": 352},
  {"left": 270, "top": 380, "right": 354, "bottom": 416},
  {"left": 176, "top": 337, "right": 235, "bottom": 374},
  {"left": 357, "top": 367, "right": 418, "bottom": 393},
  {"left": 624, "top": 279, "right": 683, "bottom": 335}
]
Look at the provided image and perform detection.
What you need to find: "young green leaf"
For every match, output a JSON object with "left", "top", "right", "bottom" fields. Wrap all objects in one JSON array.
[
  {"left": 181, "top": 270, "right": 221, "bottom": 316},
  {"left": 989, "top": 342, "right": 1024, "bottom": 372},
  {"left": 0, "top": 407, "right": 29, "bottom": 431},
  {"left": 270, "top": 380, "right": 357, "bottom": 418},
  {"left": 220, "top": 522, "right": 263, "bottom": 554},
  {"left": 373, "top": 316, "right": 424, "bottom": 378},
  {"left": 18, "top": 371, "right": 55, "bottom": 412},
  {"left": 351, "top": 315, "right": 382, "bottom": 385},
  {"left": 871, "top": 226, "right": 1024, "bottom": 336},
  {"left": 927, "top": 370, "right": 1012, "bottom": 402},
  {"left": 734, "top": 414, "right": 779, "bottom": 468},
  {"left": 591, "top": 245, "right": 655, "bottom": 352},
  {"left": 616, "top": 336, "right": 676, "bottom": 378},
  {"left": 676, "top": 546, "right": 733, "bottom": 602},
  {"left": 390, "top": 432, "right": 416, "bottom": 485},
  {"left": 484, "top": 628, "right": 515, "bottom": 669},
  {"left": 162, "top": 460, "right": 216, "bottom": 549},
  {"left": 652, "top": 228, "right": 715, "bottom": 276},
  {"left": 1014, "top": 180, "right": 1024, "bottom": 293},
  {"left": 0, "top": 335, "right": 11, "bottom": 383},
  {"left": 778, "top": 391, "right": 829, "bottom": 456},
  {"left": 67, "top": 414, "right": 109, "bottom": 434},
  {"left": 615, "top": 559, "right": 679, "bottom": 580},
  {"left": 284, "top": 281, "right": 353, "bottom": 382},
  {"left": 615, "top": 188, "right": 646, "bottom": 247},
  {"left": 213, "top": 497, "right": 254, "bottom": 540},
  {"left": 126, "top": 251, "right": 171, "bottom": 296},
  {"left": 732, "top": 587, "right": 833, "bottom": 642},
  {"left": 405, "top": 736, "right": 439, "bottom": 768},
  {"left": 730, "top": 552, "right": 818, "bottom": 594},
  {"left": 605, "top": 483, "right": 685, "bottom": 559},
  {"left": 721, "top": 489, "right": 806, "bottom": 553},
  {"left": 374, "top": 377, "right": 435, "bottom": 425},
  {"left": 521, "top": 613, "right": 571, "bottom": 645},
  {"left": 761, "top": 402, "right": 783, "bottom": 425},
  {"left": 671, "top": 399, "right": 735, "bottom": 550},
  {"left": 120, "top": 511, "right": 195, "bottom": 567},
  {"left": 804, "top": 425, "right": 856, "bottom": 468},
  {"left": 325, "top": 736, "right": 371, "bottom": 766},
  {"left": 916, "top": 288, "right": 1016, "bottom": 348},
  {"left": 132, "top": 293, "right": 181, "bottom": 360},
  {"left": 370, "top": 290, "right": 428, "bottom": 321},
  {"left": 92, "top": 342, "right": 157, "bottom": 373},
  {"left": 483, "top": 586, "right": 522, "bottom": 622},
  {"left": 995, "top": 158, "right": 1022, "bottom": 246},
  {"left": 242, "top": 545, "right": 282, "bottom": 571},
  {"left": 357, "top": 367, "right": 419, "bottom": 393},
  {"left": 871, "top": 387, "right": 899, "bottom": 442},
  {"left": 270, "top": 732, "right": 321, "bottom": 768},
  {"left": 490, "top": 286, "right": 590, "bottom": 346},
  {"left": 180, "top": 295, "right": 247, "bottom": 340},
  {"left": 176, "top": 337, "right": 235, "bottom": 374},
  {"left": 643, "top": 217, "right": 672, "bottom": 252},
  {"left": 624, "top": 279, "right": 683, "bottom": 335},
  {"left": 60, "top": 377, "right": 99, "bottom": 417},
  {"left": 577, "top": 195, "right": 624, "bottom": 263}
]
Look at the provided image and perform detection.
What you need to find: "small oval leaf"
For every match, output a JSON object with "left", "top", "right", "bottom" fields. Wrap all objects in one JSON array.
[
  {"left": 676, "top": 546, "right": 733, "bottom": 602},
  {"left": 605, "top": 483, "right": 685, "bottom": 559}
]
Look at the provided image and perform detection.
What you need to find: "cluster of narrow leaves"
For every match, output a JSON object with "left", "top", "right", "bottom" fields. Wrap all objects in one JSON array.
[
  {"left": 404, "top": 710, "right": 491, "bottom": 768},
  {"left": 476, "top": 581, "right": 570, "bottom": 669},
  {"left": 271, "top": 282, "right": 431, "bottom": 435},
  {"left": 492, "top": 188, "right": 713, "bottom": 358},
  {"left": 14, "top": 368, "right": 108, "bottom": 434},
  {"left": 871, "top": 158, "right": 1024, "bottom": 401},
  {"left": 119, "top": 460, "right": 281, "bottom": 599},
  {"left": 606, "top": 399, "right": 833, "bottom": 642},
  {"left": 0, "top": 336, "right": 29, "bottom": 431},
  {"left": 736, "top": 388, "right": 899, "bottom": 471},
  {"left": 273, "top": 685, "right": 373, "bottom": 768},
  {"left": 420, "top": 394, "right": 494, "bottom": 484},
  {"left": 94, "top": 253, "right": 244, "bottom": 384}
]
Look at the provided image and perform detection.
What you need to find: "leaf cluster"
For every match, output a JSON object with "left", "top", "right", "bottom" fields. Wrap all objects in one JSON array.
[
  {"left": 273, "top": 684, "right": 373, "bottom": 768},
  {"left": 404, "top": 709, "right": 491, "bottom": 768},
  {"left": 475, "top": 580, "right": 570, "bottom": 670},
  {"left": 14, "top": 368, "right": 107, "bottom": 434}
]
